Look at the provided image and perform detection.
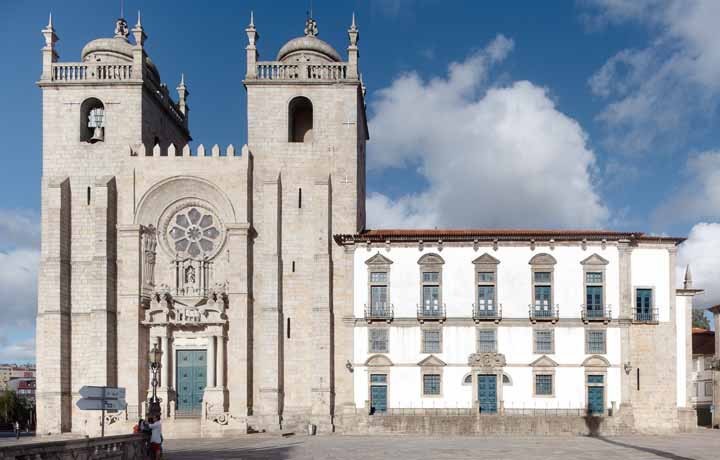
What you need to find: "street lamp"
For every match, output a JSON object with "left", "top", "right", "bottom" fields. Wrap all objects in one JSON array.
[{"left": 148, "top": 344, "right": 162, "bottom": 418}]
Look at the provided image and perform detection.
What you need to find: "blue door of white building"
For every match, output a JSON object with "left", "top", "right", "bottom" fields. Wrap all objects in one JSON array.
[
  {"left": 370, "top": 374, "right": 387, "bottom": 414},
  {"left": 587, "top": 375, "right": 605, "bottom": 415},
  {"left": 477, "top": 374, "right": 497, "bottom": 414},
  {"left": 176, "top": 350, "right": 206, "bottom": 415}
]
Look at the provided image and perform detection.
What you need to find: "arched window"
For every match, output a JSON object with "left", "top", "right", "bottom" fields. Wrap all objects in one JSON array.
[
  {"left": 288, "top": 96, "right": 313, "bottom": 143},
  {"left": 80, "top": 98, "right": 105, "bottom": 143}
]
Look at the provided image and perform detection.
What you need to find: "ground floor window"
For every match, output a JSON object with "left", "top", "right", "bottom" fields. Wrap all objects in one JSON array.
[
  {"left": 423, "top": 374, "right": 441, "bottom": 396},
  {"left": 535, "top": 374, "right": 553, "bottom": 396}
]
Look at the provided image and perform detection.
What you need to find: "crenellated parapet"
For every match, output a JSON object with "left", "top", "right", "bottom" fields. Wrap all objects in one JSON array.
[{"left": 129, "top": 143, "right": 246, "bottom": 158}]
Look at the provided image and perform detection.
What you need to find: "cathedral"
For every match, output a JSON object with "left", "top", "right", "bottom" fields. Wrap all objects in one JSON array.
[{"left": 36, "top": 12, "right": 703, "bottom": 438}]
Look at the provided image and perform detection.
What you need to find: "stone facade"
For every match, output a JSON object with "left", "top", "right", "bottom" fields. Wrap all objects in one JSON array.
[
  {"left": 35, "top": 12, "right": 701, "bottom": 438},
  {"left": 36, "top": 14, "right": 365, "bottom": 437}
]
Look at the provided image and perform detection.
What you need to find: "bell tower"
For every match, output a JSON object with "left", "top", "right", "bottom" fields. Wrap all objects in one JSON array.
[
  {"left": 243, "top": 13, "right": 368, "bottom": 431},
  {"left": 35, "top": 14, "right": 191, "bottom": 435}
]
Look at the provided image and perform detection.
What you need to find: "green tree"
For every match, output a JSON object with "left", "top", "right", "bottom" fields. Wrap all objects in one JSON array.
[{"left": 692, "top": 309, "right": 710, "bottom": 329}]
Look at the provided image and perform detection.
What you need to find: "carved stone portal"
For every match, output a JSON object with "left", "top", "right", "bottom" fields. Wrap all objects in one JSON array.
[{"left": 468, "top": 352, "right": 506, "bottom": 369}]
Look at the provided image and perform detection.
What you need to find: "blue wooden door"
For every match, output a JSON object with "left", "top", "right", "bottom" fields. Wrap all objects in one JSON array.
[
  {"left": 636, "top": 289, "right": 652, "bottom": 320},
  {"left": 586, "top": 286, "right": 603, "bottom": 317},
  {"left": 370, "top": 385, "right": 387, "bottom": 414},
  {"left": 176, "top": 350, "right": 207, "bottom": 414},
  {"left": 587, "top": 375, "right": 604, "bottom": 415},
  {"left": 477, "top": 374, "right": 497, "bottom": 413}
]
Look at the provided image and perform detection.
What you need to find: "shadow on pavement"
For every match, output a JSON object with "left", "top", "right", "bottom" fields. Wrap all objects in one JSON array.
[
  {"left": 591, "top": 437, "right": 696, "bottom": 460},
  {"left": 165, "top": 442, "right": 300, "bottom": 460}
]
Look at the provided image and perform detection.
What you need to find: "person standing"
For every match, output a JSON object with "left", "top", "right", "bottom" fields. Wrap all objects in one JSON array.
[
  {"left": 146, "top": 416, "right": 162, "bottom": 460},
  {"left": 14, "top": 421, "right": 19, "bottom": 440}
]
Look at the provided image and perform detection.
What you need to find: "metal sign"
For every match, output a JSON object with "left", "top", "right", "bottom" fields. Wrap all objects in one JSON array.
[
  {"left": 76, "top": 398, "right": 127, "bottom": 411},
  {"left": 79, "top": 386, "right": 126, "bottom": 400}
]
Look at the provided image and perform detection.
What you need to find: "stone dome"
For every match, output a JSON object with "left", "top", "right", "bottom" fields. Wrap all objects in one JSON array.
[
  {"left": 81, "top": 36, "right": 160, "bottom": 82},
  {"left": 277, "top": 35, "right": 341, "bottom": 63}
]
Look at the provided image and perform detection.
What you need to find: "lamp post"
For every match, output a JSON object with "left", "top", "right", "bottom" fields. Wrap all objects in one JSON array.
[{"left": 148, "top": 344, "right": 162, "bottom": 419}]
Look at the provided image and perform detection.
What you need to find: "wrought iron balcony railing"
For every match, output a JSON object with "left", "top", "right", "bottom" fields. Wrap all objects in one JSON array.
[
  {"left": 364, "top": 304, "right": 394, "bottom": 323},
  {"left": 529, "top": 303, "right": 559, "bottom": 323},
  {"left": 581, "top": 304, "right": 612, "bottom": 323},
  {"left": 417, "top": 303, "right": 446, "bottom": 323},
  {"left": 634, "top": 308, "right": 659, "bottom": 323},
  {"left": 472, "top": 302, "right": 502, "bottom": 323}
]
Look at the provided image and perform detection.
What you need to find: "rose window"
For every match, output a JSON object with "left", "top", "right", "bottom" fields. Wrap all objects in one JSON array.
[{"left": 167, "top": 206, "right": 222, "bottom": 258}]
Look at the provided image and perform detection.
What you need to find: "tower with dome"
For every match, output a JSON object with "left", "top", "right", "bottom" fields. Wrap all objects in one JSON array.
[{"left": 35, "top": 12, "right": 366, "bottom": 436}]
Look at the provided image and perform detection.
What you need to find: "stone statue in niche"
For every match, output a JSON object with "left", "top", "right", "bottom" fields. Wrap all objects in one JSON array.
[{"left": 185, "top": 265, "right": 195, "bottom": 284}]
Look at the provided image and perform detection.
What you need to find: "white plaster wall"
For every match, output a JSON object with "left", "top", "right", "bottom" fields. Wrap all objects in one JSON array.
[
  {"left": 630, "top": 248, "right": 671, "bottom": 322},
  {"left": 353, "top": 325, "right": 622, "bottom": 410},
  {"left": 354, "top": 245, "right": 620, "bottom": 320}
]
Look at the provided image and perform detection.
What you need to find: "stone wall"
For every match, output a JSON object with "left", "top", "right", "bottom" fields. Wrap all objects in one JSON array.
[{"left": 0, "top": 434, "right": 146, "bottom": 460}]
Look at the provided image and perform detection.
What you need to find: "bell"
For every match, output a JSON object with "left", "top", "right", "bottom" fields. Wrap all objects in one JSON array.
[{"left": 90, "top": 126, "right": 104, "bottom": 143}]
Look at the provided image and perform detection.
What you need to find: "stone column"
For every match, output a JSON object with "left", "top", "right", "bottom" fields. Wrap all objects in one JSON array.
[
  {"left": 206, "top": 335, "right": 216, "bottom": 389},
  {"left": 254, "top": 178, "right": 283, "bottom": 430},
  {"left": 36, "top": 177, "right": 71, "bottom": 434},
  {"left": 617, "top": 240, "right": 633, "bottom": 409},
  {"left": 226, "top": 223, "right": 250, "bottom": 418},
  {"left": 310, "top": 179, "right": 333, "bottom": 431},
  {"left": 712, "top": 306, "right": 720, "bottom": 428},
  {"left": 161, "top": 336, "right": 169, "bottom": 389},
  {"left": 216, "top": 335, "right": 225, "bottom": 388}
]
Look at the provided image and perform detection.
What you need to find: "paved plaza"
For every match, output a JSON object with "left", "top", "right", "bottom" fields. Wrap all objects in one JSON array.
[{"left": 164, "top": 431, "right": 720, "bottom": 460}]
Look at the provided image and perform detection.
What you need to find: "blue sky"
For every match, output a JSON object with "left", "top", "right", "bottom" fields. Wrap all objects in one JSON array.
[{"left": 0, "top": 0, "right": 718, "bottom": 362}]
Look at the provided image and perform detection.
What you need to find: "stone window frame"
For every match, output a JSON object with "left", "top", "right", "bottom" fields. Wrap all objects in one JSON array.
[
  {"left": 530, "top": 355, "right": 558, "bottom": 398},
  {"left": 582, "top": 355, "right": 610, "bottom": 415},
  {"left": 533, "top": 328, "right": 555, "bottom": 354},
  {"left": 288, "top": 96, "right": 314, "bottom": 143},
  {"left": 420, "top": 326, "right": 443, "bottom": 354},
  {"left": 502, "top": 373, "right": 513, "bottom": 385},
  {"left": 705, "top": 381, "right": 713, "bottom": 397},
  {"left": 473, "top": 253, "right": 500, "bottom": 311},
  {"left": 418, "top": 355, "right": 446, "bottom": 398},
  {"left": 581, "top": 254, "right": 609, "bottom": 317},
  {"left": 418, "top": 253, "right": 445, "bottom": 313},
  {"left": 462, "top": 373, "right": 472, "bottom": 385},
  {"left": 585, "top": 328, "right": 607, "bottom": 354},
  {"left": 633, "top": 285, "right": 656, "bottom": 322},
  {"left": 368, "top": 326, "right": 390, "bottom": 354},
  {"left": 366, "top": 252, "right": 393, "bottom": 314},
  {"left": 529, "top": 253, "right": 557, "bottom": 311},
  {"left": 80, "top": 97, "right": 106, "bottom": 143},
  {"left": 476, "top": 327, "right": 498, "bottom": 353},
  {"left": 365, "top": 355, "right": 393, "bottom": 412}
]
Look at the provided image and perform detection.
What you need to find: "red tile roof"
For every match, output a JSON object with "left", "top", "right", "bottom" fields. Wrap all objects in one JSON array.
[{"left": 334, "top": 229, "right": 685, "bottom": 245}]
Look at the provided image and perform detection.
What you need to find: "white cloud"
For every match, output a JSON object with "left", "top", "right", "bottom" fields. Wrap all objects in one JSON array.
[
  {"left": 678, "top": 222, "right": 720, "bottom": 308},
  {"left": 585, "top": 0, "right": 720, "bottom": 154},
  {"left": 366, "top": 35, "right": 609, "bottom": 229},
  {"left": 0, "top": 209, "right": 39, "bottom": 363},
  {"left": 0, "top": 337, "right": 35, "bottom": 364},
  {"left": 654, "top": 150, "right": 720, "bottom": 224}
]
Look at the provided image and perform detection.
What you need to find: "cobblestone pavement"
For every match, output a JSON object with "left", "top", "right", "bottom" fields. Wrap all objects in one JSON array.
[{"left": 164, "top": 431, "right": 720, "bottom": 459}]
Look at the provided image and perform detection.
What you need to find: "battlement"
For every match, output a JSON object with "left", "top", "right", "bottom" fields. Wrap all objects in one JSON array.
[{"left": 130, "top": 143, "right": 247, "bottom": 158}]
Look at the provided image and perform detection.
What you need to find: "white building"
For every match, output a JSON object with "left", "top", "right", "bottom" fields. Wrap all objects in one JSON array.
[{"left": 335, "top": 229, "right": 704, "bottom": 432}]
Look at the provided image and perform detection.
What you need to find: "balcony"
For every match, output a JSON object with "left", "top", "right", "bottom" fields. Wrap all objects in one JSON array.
[
  {"left": 633, "top": 308, "right": 659, "bottom": 324},
  {"left": 255, "top": 61, "right": 350, "bottom": 82},
  {"left": 364, "top": 304, "right": 393, "bottom": 323},
  {"left": 417, "top": 304, "right": 446, "bottom": 323},
  {"left": 581, "top": 304, "right": 612, "bottom": 324},
  {"left": 529, "top": 303, "right": 559, "bottom": 323},
  {"left": 472, "top": 303, "right": 502, "bottom": 324}
]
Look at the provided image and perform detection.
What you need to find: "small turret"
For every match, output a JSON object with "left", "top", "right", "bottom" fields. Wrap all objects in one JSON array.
[
  {"left": 41, "top": 13, "right": 59, "bottom": 80},
  {"left": 245, "top": 11, "right": 259, "bottom": 78},
  {"left": 131, "top": 12, "right": 147, "bottom": 79},
  {"left": 177, "top": 73, "right": 190, "bottom": 126},
  {"left": 347, "top": 13, "right": 359, "bottom": 79},
  {"left": 683, "top": 264, "right": 693, "bottom": 290}
]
